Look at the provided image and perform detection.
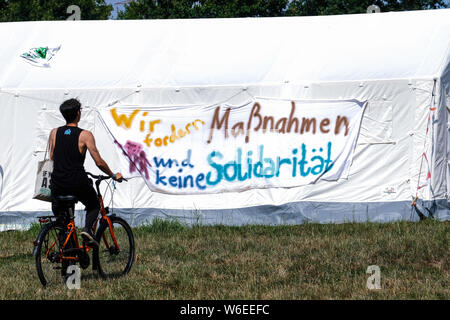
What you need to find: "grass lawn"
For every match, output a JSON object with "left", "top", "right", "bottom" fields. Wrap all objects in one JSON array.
[{"left": 0, "top": 218, "right": 448, "bottom": 300}]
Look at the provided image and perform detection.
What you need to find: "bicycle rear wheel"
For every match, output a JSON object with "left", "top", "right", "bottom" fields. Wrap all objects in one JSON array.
[
  {"left": 35, "top": 223, "right": 73, "bottom": 286},
  {"left": 94, "top": 216, "right": 135, "bottom": 279}
]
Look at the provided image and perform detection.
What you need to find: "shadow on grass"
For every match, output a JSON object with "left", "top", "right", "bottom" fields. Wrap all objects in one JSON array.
[{"left": 0, "top": 252, "right": 33, "bottom": 263}]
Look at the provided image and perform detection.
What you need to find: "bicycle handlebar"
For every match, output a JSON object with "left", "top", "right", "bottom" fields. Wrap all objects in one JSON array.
[{"left": 86, "top": 172, "right": 127, "bottom": 182}]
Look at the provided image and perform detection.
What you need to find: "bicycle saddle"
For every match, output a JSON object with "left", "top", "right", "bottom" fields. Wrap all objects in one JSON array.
[{"left": 55, "top": 195, "right": 78, "bottom": 203}]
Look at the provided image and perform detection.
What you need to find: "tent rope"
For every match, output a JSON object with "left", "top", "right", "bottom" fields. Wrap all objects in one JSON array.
[
  {"left": 0, "top": 89, "right": 60, "bottom": 105},
  {"left": 411, "top": 79, "right": 437, "bottom": 220}
]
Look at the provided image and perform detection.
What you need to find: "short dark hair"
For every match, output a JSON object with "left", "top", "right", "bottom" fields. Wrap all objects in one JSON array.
[{"left": 60, "top": 98, "right": 81, "bottom": 123}]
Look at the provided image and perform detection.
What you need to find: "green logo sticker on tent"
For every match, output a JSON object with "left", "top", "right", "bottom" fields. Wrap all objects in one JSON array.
[
  {"left": 20, "top": 45, "right": 61, "bottom": 67},
  {"left": 35, "top": 47, "right": 48, "bottom": 59}
]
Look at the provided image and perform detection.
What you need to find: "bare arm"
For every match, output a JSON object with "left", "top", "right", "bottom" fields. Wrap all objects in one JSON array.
[{"left": 81, "top": 130, "right": 116, "bottom": 177}]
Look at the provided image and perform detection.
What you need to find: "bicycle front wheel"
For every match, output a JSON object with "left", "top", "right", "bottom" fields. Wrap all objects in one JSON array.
[
  {"left": 35, "top": 223, "right": 72, "bottom": 286},
  {"left": 94, "top": 216, "right": 135, "bottom": 279}
]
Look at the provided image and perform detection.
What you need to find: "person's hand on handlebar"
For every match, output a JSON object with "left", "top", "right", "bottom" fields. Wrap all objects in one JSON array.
[{"left": 112, "top": 172, "right": 125, "bottom": 182}]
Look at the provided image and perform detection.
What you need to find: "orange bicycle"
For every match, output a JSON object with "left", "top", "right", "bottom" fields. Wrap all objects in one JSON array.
[{"left": 33, "top": 172, "right": 135, "bottom": 286}]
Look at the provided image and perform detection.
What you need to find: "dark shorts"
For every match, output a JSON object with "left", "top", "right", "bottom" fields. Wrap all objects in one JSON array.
[{"left": 50, "top": 179, "right": 100, "bottom": 216}]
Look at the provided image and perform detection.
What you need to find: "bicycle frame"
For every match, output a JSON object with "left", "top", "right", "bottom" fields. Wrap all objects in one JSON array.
[
  {"left": 60, "top": 219, "right": 82, "bottom": 261},
  {"left": 43, "top": 208, "right": 89, "bottom": 264},
  {"left": 93, "top": 175, "right": 121, "bottom": 253},
  {"left": 41, "top": 174, "right": 122, "bottom": 264}
]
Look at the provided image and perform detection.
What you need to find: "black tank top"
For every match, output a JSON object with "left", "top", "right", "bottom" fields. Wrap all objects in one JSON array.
[{"left": 51, "top": 125, "right": 89, "bottom": 189}]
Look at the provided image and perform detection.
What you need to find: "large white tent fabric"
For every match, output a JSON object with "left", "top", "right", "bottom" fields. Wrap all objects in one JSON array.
[{"left": 0, "top": 9, "right": 449, "bottom": 230}]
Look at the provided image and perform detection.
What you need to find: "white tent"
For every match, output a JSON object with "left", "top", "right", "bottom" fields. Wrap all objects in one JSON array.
[{"left": 0, "top": 9, "right": 449, "bottom": 230}]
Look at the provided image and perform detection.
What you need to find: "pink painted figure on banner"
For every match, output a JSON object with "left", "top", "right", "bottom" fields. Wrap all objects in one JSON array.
[{"left": 115, "top": 140, "right": 152, "bottom": 179}]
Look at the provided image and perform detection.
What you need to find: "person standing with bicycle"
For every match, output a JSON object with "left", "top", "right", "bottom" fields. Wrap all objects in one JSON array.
[{"left": 48, "top": 98, "right": 123, "bottom": 247}]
